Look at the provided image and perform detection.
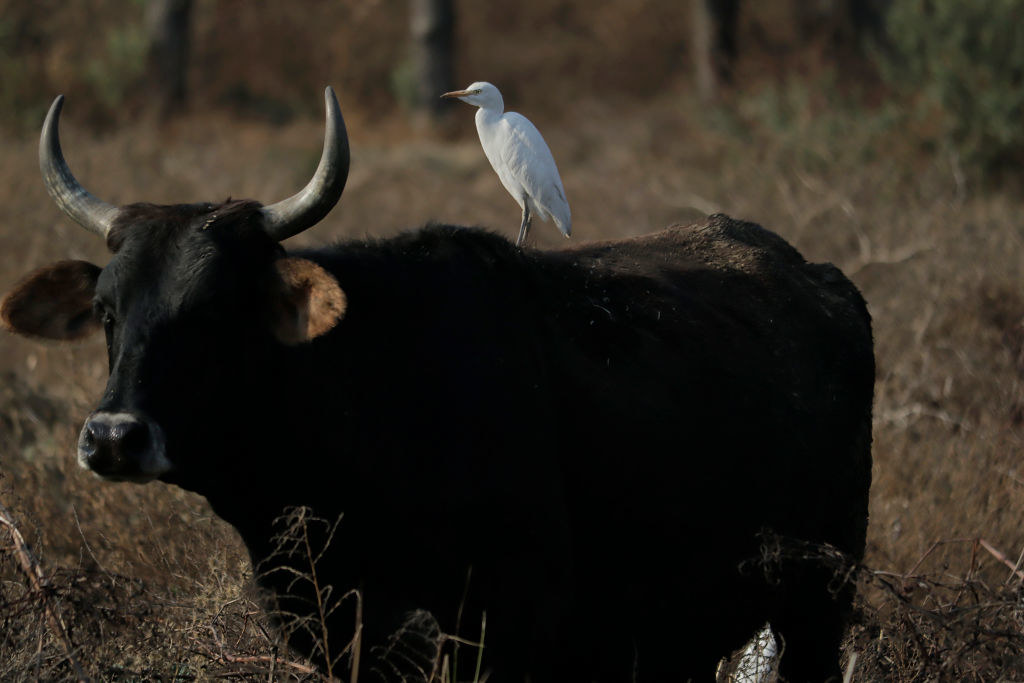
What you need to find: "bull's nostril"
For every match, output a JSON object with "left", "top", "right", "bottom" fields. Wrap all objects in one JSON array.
[
  {"left": 80, "top": 418, "right": 114, "bottom": 471},
  {"left": 80, "top": 423, "right": 98, "bottom": 450},
  {"left": 78, "top": 422, "right": 99, "bottom": 468}
]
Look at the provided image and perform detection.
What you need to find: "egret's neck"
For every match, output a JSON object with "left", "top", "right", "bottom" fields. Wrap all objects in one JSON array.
[
  {"left": 474, "top": 102, "right": 503, "bottom": 127},
  {"left": 473, "top": 96, "right": 501, "bottom": 124}
]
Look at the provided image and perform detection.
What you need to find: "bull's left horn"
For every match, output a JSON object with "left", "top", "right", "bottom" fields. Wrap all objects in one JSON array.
[
  {"left": 261, "top": 86, "right": 350, "bottom": 241},
  {"left": 40, "top": 95, "right": 120, "bottom": 239}
]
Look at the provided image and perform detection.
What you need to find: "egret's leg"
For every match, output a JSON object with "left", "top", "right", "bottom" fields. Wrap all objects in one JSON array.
[{"left": 516, "top": 205, "right": 532, "bottom": 247}]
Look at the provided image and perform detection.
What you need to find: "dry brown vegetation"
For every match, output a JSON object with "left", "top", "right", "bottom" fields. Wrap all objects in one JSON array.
[{"left": 1, "top": 1, "right": 1023, "bottom": 680}]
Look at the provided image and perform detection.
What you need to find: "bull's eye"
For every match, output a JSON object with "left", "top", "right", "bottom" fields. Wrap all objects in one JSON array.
[
  {"left": 93, "top": 301, "right": 115, "bottom": 335},
  {"left": 96, "top": 307, "right": 115, "bottom": 362}
]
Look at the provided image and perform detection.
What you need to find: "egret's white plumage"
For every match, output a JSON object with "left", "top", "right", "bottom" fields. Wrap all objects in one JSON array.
[{"left": 442, "top": 81, "right": 570, "bottom": 246}]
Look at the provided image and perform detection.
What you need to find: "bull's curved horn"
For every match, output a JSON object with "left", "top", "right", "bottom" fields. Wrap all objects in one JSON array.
[
  {"left": 40, "top": 95, "right": 120, "bottom": 239},
  {"left": 261, "top": 86, "right": 350, "bottom": 241}
]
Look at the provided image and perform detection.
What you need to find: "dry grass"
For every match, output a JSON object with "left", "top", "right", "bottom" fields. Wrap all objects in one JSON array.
[
  {"left": 849, "top": 539, "right": 1024, "bottom": 681},
  {"left": 1, "top": 3, "right": 1023, "bottom": 680}
]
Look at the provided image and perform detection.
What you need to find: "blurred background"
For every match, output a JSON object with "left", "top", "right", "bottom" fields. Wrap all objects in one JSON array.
[{"left": 0, "top": 0, "right": 1022, "bottom": 679}]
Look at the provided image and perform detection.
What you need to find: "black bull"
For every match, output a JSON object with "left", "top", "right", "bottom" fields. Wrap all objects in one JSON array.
[{"left": 1, "top": 91, "right": 873, "bottom": 682}]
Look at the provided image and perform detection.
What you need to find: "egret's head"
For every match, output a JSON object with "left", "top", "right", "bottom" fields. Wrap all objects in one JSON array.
[{"left": 441, "top": 82, "right": 503, "bottom": 111}]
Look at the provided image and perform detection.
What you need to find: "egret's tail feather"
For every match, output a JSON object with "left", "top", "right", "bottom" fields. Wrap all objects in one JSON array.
[{"left": 553, "top": 213, "right": 571, "bottom": 238}]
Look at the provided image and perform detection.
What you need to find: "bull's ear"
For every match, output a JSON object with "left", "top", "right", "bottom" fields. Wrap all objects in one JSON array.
[
  {"left": 270, "top": 257, "right": 346, "bottom": 345},
  {"left": 0, "top": 260, "right": 102, "bottom": 341}
]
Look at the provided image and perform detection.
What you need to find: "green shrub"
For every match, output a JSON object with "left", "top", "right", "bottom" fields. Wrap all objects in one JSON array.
[
  {"left": 879, "top": 0, "right": 1024, "bottom": 173},
  {"left": 85, "top": 23, "right": 148, "bottom": 110}
]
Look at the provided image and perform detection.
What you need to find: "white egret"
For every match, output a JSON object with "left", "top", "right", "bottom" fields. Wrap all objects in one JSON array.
[{"left": 442, "top": 81, "right": 571, "bottom": 247}]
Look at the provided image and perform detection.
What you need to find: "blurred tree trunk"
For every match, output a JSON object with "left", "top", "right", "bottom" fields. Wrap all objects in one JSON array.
[
  {"left": 797, "top": 0, "right": 889, "bottom": 47},
  {"left": 409, "top": 0, "right": 454, "bottom": 120},
  {"left": 848, "top": 0, "right": 890, "bottom": 46},
  {"left": 145, "top": 0, "right": 192, "bottom": 117},
  {"left": 691, "top": 0, "right": 740, "bottom": 103}
]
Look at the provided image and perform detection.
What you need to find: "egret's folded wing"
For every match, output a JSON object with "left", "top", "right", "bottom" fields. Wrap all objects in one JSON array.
[{"left": 499, "top": 113, "right": 570, "bottom": 234}]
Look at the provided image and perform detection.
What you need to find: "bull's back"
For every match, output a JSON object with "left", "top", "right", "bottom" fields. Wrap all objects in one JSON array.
[{"left": 538, "top": 214, "right": 873, "bottom": 551}]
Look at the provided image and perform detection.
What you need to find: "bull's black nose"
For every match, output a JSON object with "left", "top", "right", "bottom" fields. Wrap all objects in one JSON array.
[
  {"left": 77, "top": 411, "right": 171, "bottom": 481},
  {"left": 78, "top": 414, "right": 150, "bottom": 475}
]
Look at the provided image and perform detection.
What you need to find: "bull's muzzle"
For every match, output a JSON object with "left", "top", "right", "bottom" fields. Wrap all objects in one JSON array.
[{"left": 77, "top": 411, "right": 171, "bottom": 482}]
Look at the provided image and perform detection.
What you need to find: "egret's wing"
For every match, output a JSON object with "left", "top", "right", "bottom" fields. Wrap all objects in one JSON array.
[{"left": 498, "top": 113, "right": 571, "bottom": 236}]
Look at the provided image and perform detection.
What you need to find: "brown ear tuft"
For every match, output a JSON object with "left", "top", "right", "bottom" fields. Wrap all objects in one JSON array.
[
  {"left": 271, "top": 257, "right": 346, "bottom": 345},
  {"left": 1, "top": 260, "right": 102, "bottom": 341}
]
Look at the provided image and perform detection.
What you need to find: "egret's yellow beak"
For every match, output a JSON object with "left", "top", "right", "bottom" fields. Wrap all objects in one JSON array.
[{"left": 441, "top": 90, "right": 472, "bottom": 99}]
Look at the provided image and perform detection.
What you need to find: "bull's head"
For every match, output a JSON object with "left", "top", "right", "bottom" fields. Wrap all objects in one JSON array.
[{"left": 1, "top": 89, "right": 350, "bottom": 485}]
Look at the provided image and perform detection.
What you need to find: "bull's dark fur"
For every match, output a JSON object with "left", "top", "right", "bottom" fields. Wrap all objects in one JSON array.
[{"left": 11, "top": 204, "right": 875, "bottom": 681}]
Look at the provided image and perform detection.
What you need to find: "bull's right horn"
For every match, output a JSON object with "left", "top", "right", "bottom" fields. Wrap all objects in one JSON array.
[
  {"left": 39, "top": 95, "right": 120, "bottom": 239},
  {"left": 260, "top": 86, "right": 350, "bottom": 242}
]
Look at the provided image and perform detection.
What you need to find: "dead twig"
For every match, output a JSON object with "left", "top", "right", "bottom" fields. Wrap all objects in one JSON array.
[
  {"left": 842, "top": 652, "right": 858, "bottom": 683},
  {"left": 977, "top": 538, "right": 1024, "bottom": 584},
  {"left": 217, "top": 652, "right": 320, "bottom": 677},
  {"left": 190, "top": 634, "right": 322, "bottom": 678},
  {"left": 0, "top": 499, "right": 90, "bottom": 682},
  {"left": 902, "top": 537, "right": 1024, "bottom": 587}
]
